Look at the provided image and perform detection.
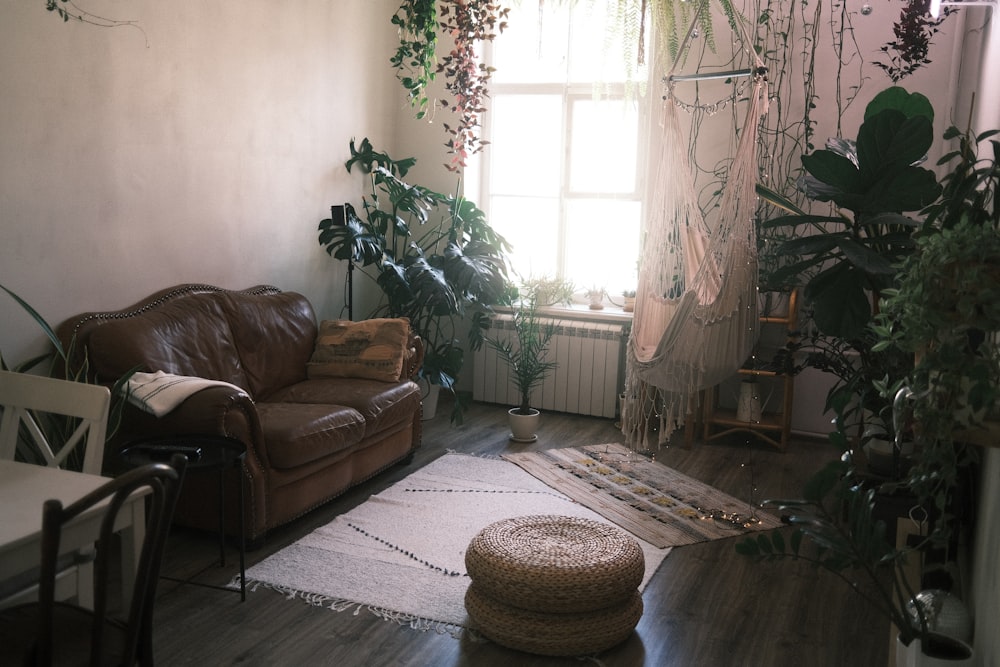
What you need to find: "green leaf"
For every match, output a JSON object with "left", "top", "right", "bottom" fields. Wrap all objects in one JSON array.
[
  {"left": 755, "top": 183, "right": 808, "bottom": 216},
  {"left": 806, "top": 263, "right": 873, "bottom": 338},
  {"left": 801, "top": 150, "right": 863, "bottom": 197},
  {"left": 864, "top": 87, "right": 934, "bottom": 123},
  {"left": 777, "top": 233, "right": 847, "bottom": 256},
  {"left": 836, "top": 239, "right": 896, "bottom": 275}
]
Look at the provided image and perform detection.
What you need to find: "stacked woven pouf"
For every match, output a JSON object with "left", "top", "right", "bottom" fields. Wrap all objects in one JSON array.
[{"left": 464, "top": 514, "right": 645, "bottom": 657}]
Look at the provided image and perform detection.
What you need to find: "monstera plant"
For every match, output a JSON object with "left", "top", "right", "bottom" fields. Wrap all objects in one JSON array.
[{"left": 318, "top": 138, "right": 510, "bottom": 422}]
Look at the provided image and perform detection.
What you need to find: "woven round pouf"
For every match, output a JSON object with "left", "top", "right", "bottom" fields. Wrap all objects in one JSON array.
[
  {"left": 464, "top": 515, "right": 645, "bottom": 656},
  {"left": 465, "top": 515, "right": 644, "bottom": 613},
  {"left": 465, "top": 582, "right": 644, "bottom": 657}
]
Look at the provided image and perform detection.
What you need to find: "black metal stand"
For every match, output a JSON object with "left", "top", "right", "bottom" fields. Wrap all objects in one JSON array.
[
  {"left": 120, "top": 435, "right": 247, "bottom": 601},
  {"left": 331, "top": 204, "right": 354, "bottom": 320}
]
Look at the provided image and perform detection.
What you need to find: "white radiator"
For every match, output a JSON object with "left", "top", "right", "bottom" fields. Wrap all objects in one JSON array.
[{"left": 472, "top": 315, "right": 629, "bottom": 418}]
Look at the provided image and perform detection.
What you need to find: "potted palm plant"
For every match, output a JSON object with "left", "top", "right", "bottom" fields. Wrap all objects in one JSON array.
[
  {"left": 318, "top": 138, "right": 510, "bottom": 424},
  {"left": 486, "top": 284, "right": 559, "bottom": 442}
]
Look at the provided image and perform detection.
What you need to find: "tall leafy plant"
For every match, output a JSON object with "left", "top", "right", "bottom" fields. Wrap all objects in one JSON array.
[
  {"left": 318, "top": 138, "right": 510, "bottom": 422},
  {"left": 735, "top": 457, "right": 938, "bottom": 650},
  {"left": 1, "top": 283, "right": 134, "bottom": 470},
  {"left": 757, "top": 86, "right": 941, "bottom": 443}
]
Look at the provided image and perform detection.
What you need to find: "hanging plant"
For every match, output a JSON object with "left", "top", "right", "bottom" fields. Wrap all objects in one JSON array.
[
  {"left": 391, "top": 1, "right": 509, "bottom": 172},
  {"left": 390, "top": 0, "right": 439, "bottom": 120},
  {"left": 437, "top": 0, "right": 510, "bottom": 171},
  {"left": 873, "top": 0, "right": 952, "bottom": 82}
]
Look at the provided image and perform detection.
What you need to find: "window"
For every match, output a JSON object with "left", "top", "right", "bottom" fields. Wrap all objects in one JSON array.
[{"left": 479, "top": 1, "right": 650, "bottom": 297}]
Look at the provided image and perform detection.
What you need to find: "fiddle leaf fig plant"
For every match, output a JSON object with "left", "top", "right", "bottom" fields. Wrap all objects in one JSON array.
[
  {"left": 758, "top": 86, "right": 941, "bottom": 340},
  {"left": 318, "top": 138, "right": 510, "bottom": 423}
]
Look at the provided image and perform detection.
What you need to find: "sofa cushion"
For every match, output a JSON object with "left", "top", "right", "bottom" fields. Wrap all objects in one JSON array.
[
  {"left": 219, "top": 291, "right": 317, "bottom": 399},
  {"left": 266, "top": 378, "right": 421, "bottom": 439},
  {"left": 86, "top": 294, "right": 251, "bottom": 390},
  {"left": 256, "top": 402, "right": 366, "bottom": 470},
  {"left": 307, "top": 318, "right": 410, "bottom": 382}
]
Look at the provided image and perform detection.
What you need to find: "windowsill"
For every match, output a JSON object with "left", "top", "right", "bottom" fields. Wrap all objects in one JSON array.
[{"left": 495, "top": 303, "right": 634, "bottom": 324}]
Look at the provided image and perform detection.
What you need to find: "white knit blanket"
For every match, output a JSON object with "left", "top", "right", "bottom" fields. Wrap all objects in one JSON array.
[{"left": 125, "top": 370, "right": 245, "bottom": 417}]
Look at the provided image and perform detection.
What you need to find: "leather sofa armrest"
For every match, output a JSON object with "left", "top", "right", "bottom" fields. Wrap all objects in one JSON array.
[
  {"left": 114, "top": 385, "right": 268, "bottom": 469},
  {"left": 403, "top": 333, "right": 425, "bottom": 381}
]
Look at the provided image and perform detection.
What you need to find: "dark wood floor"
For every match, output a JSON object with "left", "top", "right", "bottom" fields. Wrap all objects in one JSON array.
[{"left": 151, "top": 400, "right": 888, "bottom": 666}]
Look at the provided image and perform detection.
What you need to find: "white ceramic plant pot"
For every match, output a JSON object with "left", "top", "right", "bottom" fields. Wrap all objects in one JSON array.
[
  {"left": 896, "top": 633, "right": 973, "bottom": 667},
  {"left": 508, "top": 407, "right": 540, "bottom": 443},
  {"left": 419, "top": 379, "right": 440, "bottom": 421}
]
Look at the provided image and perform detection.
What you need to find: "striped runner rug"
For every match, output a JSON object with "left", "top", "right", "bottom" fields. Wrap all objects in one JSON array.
[{"left": 503, "top": 442, "right": 782, "bottom": 549}]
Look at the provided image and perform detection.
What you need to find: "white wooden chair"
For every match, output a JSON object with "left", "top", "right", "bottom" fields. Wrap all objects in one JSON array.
[
  {"left": 0, "top": 370, "right": 110, "bottom": 475},
  {"left": 0, "top": 370, "right": 112, "bottom": 609}
]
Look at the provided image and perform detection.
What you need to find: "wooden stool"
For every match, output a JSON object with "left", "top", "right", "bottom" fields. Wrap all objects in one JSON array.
[{"left": 464, "top": 515, "right": 644, "bottom": 656}]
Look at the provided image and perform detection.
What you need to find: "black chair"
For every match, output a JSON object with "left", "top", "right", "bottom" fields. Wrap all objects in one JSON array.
[{"left": 0, "top": 454, "right": 187, "bottom": 666}]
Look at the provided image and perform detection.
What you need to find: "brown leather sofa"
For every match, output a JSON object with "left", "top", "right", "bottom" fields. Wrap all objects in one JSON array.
[{"left": 58, "top": 284, "right": 424, "bottom": 543}]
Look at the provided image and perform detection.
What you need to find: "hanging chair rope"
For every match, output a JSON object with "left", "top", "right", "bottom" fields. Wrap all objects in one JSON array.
[{"left": 622, "top": 20, "right": 769, "bottom": 450}]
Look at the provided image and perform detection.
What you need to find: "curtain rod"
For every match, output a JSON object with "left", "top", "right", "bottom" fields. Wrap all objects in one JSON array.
[{"left": 666, "top": 66, "right": 766, "bottom": 84}]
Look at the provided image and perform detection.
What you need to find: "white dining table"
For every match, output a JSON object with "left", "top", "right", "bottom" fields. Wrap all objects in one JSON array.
[{"left": 0, "top": 460, "right": 146, "bottom": 610}]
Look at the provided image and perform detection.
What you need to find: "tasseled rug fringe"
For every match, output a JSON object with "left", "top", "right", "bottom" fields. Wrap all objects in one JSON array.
[{"left": 231, "top": 577, "right": 468, "bottom": 639}]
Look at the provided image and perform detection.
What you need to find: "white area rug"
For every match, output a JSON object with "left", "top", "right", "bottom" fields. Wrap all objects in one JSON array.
[{"left": 235, "top": 452, "right": 671, "bottom": 633}]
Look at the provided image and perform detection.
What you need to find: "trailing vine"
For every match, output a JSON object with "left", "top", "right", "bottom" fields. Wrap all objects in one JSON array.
[
  {"left": 437, "top": 0, "right": 510, "bottom": 172},
  {"left": 45, "top": 0, "right": 141, "bottom": 31},
  {"left": 390, "top": 0, "right": 439, "bottom": 120},
  {"left": 391, "top": 1, "right": 509, "bottom": 172}
]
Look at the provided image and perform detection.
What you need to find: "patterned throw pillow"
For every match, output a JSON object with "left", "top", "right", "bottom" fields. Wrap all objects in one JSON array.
[{"left": 307, "top": 318, "right": 410, "bottom": 382}]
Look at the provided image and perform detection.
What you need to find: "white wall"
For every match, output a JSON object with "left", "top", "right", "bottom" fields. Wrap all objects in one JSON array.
[
  {"left": 0, "top": 1, "right": 400, "bottom": 366},
  {"left": 961, "top": 8, "right": 1000, "bottom": 665}
]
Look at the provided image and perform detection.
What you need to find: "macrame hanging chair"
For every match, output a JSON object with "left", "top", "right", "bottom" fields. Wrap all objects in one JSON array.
[{"left": 622, "top": 41, "right": 769, "bottom": 450}]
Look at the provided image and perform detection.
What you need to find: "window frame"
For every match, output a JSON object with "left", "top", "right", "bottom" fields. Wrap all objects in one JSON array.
[{"left": 476, "top": 26, "right": 652, "bottom": 302}]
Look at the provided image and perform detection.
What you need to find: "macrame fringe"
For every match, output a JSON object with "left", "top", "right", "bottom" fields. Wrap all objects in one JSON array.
[
  {"left": 622, "top": 51, "right": 769, "bottom": 451},
  {"left": 233, "top": 578, "right": 468, "bottom": 639}
]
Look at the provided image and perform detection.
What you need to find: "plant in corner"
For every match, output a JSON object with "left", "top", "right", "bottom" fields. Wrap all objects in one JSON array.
[
  {"left": 871, "top": 121, "right": 1000, "bottom": 550},
  {"left": 486, "top": 283, "right": 558, "bottom": 442},
  {"left": 737, "top": 119, "right": 998, "bottom": 665},
  {"left": 757, "top": 85, "right": 942, "bottom": 451},
  {"left": 734, "top": 457, "right": 972, "bottom": 661},
  {"left": 318, "top": 138, "right": 510, "bottom": 424}
]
